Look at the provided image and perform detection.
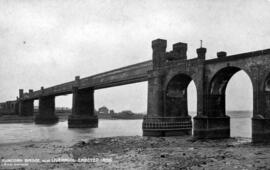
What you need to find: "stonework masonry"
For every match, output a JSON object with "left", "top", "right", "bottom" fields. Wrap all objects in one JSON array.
[
  {"left": 35, "top": 95, "right": 58, "bottom": 124},
  {"left": 68, "top": 86, "right": 98, "bottom": 128},
  {"left": 5, "top": 38, "right": 270, "bottom": 142}
]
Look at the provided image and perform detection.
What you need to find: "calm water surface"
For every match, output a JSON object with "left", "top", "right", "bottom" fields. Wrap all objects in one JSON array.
[{"left": 0, "top": 113, "right": 252, "bottom": 145}]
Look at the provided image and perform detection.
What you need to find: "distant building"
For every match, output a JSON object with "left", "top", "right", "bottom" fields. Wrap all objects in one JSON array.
[
  {"left": 98, "top": 106, "right": 109, "bottom": 114},
  {"left": 119, "top": 110, "right": 133, "bottom": 115},
  {"left": 0, "top": 100, "right": 17, "bottom": 115}
]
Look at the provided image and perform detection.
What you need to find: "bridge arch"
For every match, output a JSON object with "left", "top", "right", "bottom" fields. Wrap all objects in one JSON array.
[
  {"left": 165, "top": 73, "right": 197, "bottom": 117},
  {"left": 208, "top": 66, "right": 253, "bottom": 137},
  {"left": 208, "top": 66, "right": 253, "bottom": 117}
]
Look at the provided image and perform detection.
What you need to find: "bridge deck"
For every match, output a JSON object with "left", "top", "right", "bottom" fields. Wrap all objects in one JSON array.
[
  {"left": 23, "top": 60, "right": 152, "bottom": 100},
  {"left": 205, "top": 48, "right": 270, "bottom": 64},
  {"left": 21, "top": 48, "right": 270, "bottom": 100}
]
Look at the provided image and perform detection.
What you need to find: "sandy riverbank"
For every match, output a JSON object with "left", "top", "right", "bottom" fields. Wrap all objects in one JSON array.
[{"left": 0, "top": 136, "right": 270, "bottom": 169}]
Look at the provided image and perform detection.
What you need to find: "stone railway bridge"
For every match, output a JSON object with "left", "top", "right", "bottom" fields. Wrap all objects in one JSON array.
[{"left": 3, "top": 39, "right": 270, "bottom": 142}]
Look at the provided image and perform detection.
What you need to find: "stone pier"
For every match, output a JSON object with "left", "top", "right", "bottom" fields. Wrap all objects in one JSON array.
[
  {"left": 68, "top": 87, "right": 98, "bottom": 128},
  {"left": 193, "top": 116, "right": 230, "bottom": 139},
  {"left": 193, "top": 94, "right": 230, "bottom": 139},
  {"left": 142, "top": 39, "right": 192, "bottom": 136},
  {"left": 252, "top": 118, "right": 270, "bottom": 142},
  {"left": 251, "top": 87, "right": 270, "bottom": 142},
  {"left": 35, "top": 95, "right": 58, "bottom": 124}
]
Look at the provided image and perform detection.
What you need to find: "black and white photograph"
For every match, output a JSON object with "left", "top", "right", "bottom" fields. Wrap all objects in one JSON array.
[{"left": 0, "top": 0, "right": 270, "bottom": 169}]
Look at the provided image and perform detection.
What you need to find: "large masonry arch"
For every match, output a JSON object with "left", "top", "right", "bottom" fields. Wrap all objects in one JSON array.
[
  {"left": 165, "top": 73, "right": 197, "bottom": 118},
  {"left": 208, "top": 66, "right": 253, "bottom": 117},
  {"left": 208, "top": 66, "right": 253, "bottom": 137}
]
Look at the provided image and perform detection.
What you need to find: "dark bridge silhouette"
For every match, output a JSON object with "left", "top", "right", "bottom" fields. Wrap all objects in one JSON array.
[{"left": 1, "top": 39, "right": 270, "bottom": 142}]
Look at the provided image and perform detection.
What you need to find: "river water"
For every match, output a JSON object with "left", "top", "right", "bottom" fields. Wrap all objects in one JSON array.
[{"left": 0, "top": 113, "right": 251, "bottom": 145}]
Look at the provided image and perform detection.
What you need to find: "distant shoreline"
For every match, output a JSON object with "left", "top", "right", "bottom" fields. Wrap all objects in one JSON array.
[
  {"left": 0, "top": 110, "right": 253, "bottom": 123},
  {"left": 0, "top": 114, "right": 144, "bottom": 123}
]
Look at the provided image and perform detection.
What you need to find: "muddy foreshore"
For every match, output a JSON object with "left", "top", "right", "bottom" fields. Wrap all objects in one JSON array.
[{"left": 0, "top": 136, "right": 270, "bottom": 170}]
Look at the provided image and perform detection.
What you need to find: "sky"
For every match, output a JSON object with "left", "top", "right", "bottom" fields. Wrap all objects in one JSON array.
[{"left": 0, "top": 0, "right": 269, "bottom": 113}]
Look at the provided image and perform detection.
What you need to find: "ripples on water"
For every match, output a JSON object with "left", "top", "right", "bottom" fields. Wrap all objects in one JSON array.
[{"left": 0, "top": 111, "right": 252, "bottom": 145}]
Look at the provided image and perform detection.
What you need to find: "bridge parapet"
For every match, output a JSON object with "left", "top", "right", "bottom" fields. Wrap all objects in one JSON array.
[
  {"left": 206, "top": 48, "right": 270, "bottom": 64},
  {"left": 19, "top": 60, "right": 153, "bottom": 101},
  {"left": 20, "top": 81, "right": 75, "bottom": 100},
  {"left": 162, "top": 57, "right": 204, "bottom": 71},
  {"left": 42, "top": 81, "right": 74, "bottom": 95}
]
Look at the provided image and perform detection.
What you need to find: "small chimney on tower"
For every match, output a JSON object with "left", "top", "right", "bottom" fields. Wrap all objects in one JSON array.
[
  {"left": 196, "top": 40, "right": 207, "bottom": 59},
  {"left": 217, "top": 51, "right": 227, "bottom": 58},
  {"left": 19, "top": 89, "right": 23, "bottom": 98}
]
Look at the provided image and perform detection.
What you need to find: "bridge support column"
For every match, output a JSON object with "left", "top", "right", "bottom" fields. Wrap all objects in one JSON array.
[
  {"left": 144, "top": 73, "right": 182, "bottom": 137},
  {"left": 68, "top": 87, "right": 98, "bottom": 128},
  {"left": 193, "top": 94, "right": 230, "bottom": 139},
  {"left": 193, "top": 116, "right": 230, "bottom": 139},
  {"left": 18, "top": 100, "right": 34, "bottom": 116},
  {"left": 252, "top": 118, "right": 270, "bottom": 142},
  {"left": 143, "top": 39, "right": 192, "bottom": 136},
  {"left": 252, "top": 75, "right": 270, "bottom": 142},
  {"left": 35, "top": 96, "right": 58, "bottom": 124}
]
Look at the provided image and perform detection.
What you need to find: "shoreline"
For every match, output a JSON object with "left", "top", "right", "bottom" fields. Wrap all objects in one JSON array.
[
  {"left": 0, "top": 110, "right": 253, "bottom": 123},
  {"left": 0, "top": 115, "right": 143, "bottom": 124},
  {"left": 1, "top": 136, "right": 270, "bottom": 169}
]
